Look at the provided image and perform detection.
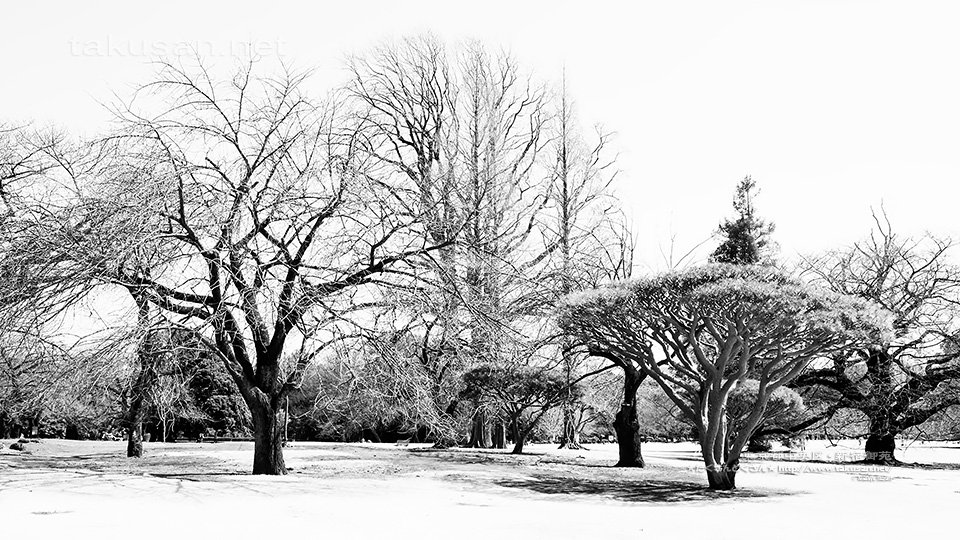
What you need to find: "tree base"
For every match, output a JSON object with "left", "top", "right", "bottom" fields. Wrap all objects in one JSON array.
[
  {"left": 706, "top": 469, "right": 737, "bottom": 490},
  {"left": 251, "top": 403, "right": 287, "bottom": 475},
  {"left": 863, "top": 433, "right": 897, "bottom": 464},
  {"left": 126, "top": 425, "right": 143, "bottom": 458},
  {"left": 613, "top": 410, "right": 644, "bottom": 468}
]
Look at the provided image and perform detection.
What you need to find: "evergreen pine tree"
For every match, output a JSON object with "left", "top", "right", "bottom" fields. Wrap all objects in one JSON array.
[{"left": 710, "top": 176, "right": 775, "bottom": 265}]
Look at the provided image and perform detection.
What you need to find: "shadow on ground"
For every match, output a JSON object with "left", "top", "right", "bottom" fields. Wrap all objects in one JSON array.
[
  {"left": 2, "top": 451, "right": 236, "bottom": 477},
  {"left": 407, "top": 447, "right": 651, "bottom": 469},
  {"left": 496, "top": 474, "right": 789, "bottom": 503}
]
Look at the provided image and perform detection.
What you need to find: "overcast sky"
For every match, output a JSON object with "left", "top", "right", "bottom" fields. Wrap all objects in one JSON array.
[{"left": 5, "top": 0, "right": 959, "bottom": 272}]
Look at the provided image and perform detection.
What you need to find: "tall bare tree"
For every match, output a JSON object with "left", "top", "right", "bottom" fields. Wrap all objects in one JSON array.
[
  {"left": 1, "top": 124, "right": 195, "bottom": 457},
  {"left": 89, "top": 59, "right": 452, "bottom": 474},
  {"left": 347, "top": 37, "right": 555, "bottom": 448},
  {"left": 454, "top": 41, "right": 552, "bottom": 448},
  {"left": 1, "top": 127, "right": 140, "bottom": 442},
  {"left": 541, "top": 71, "right": 630, "bottom": 450},
  {"left": 347, "top": 35, "right": 466, "bottom": 445}
]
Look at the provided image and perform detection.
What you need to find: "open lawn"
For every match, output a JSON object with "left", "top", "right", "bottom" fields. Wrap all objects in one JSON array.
[{"left": 1, "top": 439, "right": 958, "bottom": 539}]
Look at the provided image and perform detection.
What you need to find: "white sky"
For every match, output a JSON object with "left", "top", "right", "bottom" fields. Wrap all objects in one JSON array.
[{"left": 5, "top": 0, "right": 960, "bottom": 272}]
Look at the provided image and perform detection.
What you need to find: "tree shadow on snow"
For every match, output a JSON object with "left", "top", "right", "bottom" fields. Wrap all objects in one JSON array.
[
  {"left": 496, "top": 474, "right": 790, "bottom": 503},
  {"left": 147, "top": 471, "right": 249, "bottom": 480}
]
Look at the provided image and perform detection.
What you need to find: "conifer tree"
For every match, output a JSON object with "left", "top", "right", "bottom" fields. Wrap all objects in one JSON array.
[{"left": 710, "top": 176, "right": 775, "bottom": 265}]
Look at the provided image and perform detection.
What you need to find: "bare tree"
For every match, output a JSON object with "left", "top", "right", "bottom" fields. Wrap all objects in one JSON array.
[
  {"left": 794, "top": 211, "right": 960, "bottom": 463},
  {"left": 347, "top": 35, "right": 466, "bottom": 445},
  {"left": 1, "top": 126, "right": 144, "bottom": 442},
  {"left": 453, "top": 41, "right": 553, "bottom": 448},
  {"left": 149, "top": 357, "right": 204, "bottom": 444},
  {"left": 119, "top": 296, "right": 161, "bottom": 456},
  {"left": 90, "top": 58, "right": 452, "bottom": 474},
  {"left": 0, "top": 123, "right": 63, "bottom": 220},
  {"left": 0, "top": 323, "right": 132, "bottom": 440},
  {"left": 541, "top": 71, "right": 629, "bottom": 450},
  {"left": 347, "top": 37, "right": 556, "bottom": 448},
  {"left": 0, "top": 124, "right": 198, "bottom": 456}
]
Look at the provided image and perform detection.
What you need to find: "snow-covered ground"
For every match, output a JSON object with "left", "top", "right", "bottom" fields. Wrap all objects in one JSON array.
[{"left": 1, "top": 439, "right": 957, "bottom": 539}]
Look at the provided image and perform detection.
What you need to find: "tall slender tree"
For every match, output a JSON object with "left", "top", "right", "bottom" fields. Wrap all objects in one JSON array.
[
  {"left": 543, "top": 71, "right": 629, "bottom": 450},
  {"left": 348, "top": 37, "right": 555, "bottom": 448},
  {"left": 710, "top": 176, "right": 775, "bottom": 265},
  {"left": 347, "top": 36, "right": 466, "bottom": 445}
]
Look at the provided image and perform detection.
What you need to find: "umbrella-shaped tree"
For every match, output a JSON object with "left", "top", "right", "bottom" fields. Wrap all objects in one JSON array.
[{"left": 561, "top": 264, "right": 890, "bottom": 489}]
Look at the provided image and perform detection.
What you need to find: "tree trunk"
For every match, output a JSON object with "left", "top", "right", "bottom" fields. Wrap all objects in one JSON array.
[
  {"left": 125, "top": 293, "right": 157, "bottom": 458},
  {"left": 706, "top": 468, "right": 737, "bottom": 490},
  {"left": 126, "top": 422, "right": 143, "bottom": 458},
  {"left": 250, "top": 400, "right": 286, "bottom": 475},
  {"left": 613, "top": 367, "right": 645, "bottom": 467},
  {"left": 557, "top": 344, "right": 583, "bottom": 450},
  {"left": 468, "top": 409, "right": 491, "bottom": 448},
  {"left": 864, "top": 348, "right": 899, "bottom": 464},
  {"left": 492, "top": 418, "right": 506, "bottom": 449},
  {"left": 124, "top": 368, "right": 153, "bottom": 457},
  {"left": 864, "top": 430, "right": 897, "bottom": 464},
  {"left": 510, "top": 419, "right": 525, "bottom": 454},
  {"left": 558, "top": 402, "right": 583, "bottom": 450}
]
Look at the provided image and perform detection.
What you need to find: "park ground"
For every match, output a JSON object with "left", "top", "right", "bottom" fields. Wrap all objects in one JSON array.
[{"left": 1, "top": 438, "right": 958, "bottom": 539}]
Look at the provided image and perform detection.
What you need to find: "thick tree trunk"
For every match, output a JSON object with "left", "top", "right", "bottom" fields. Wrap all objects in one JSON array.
[
  {"left": 613, "top": 367, "right": 645, "bottom": 467},
  {"left": 124, "top": 365, "right": 154, "bottom": 457},
  {"left": 492, "top": 418, "right": 506, "bottom": 449},
  {"left": 863, "top": 347, "right": 898, "bottom": 464},
  {"left": 511, "top": 420, "right": 525, "bottom": 454},
  {"left": 468, "top": 409, "right": 491, "bottom": 448},
  {"left": 251, "top": 400, "right": 286, "bottom": 475},
  {"left": 125, "top": 294, "right": 157, "bottom": 458},
  {"left": 863, "top": 417, "right": 897, "bottom": 465},
  {"left": 706, "top": 468, "right": 737, "bottom": 490},
  {"left": 864, "top": 429, "right": 897, "bottom": 464},
  {"left": 126, "top": 422, "right": 143, "bottom": 458}
]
